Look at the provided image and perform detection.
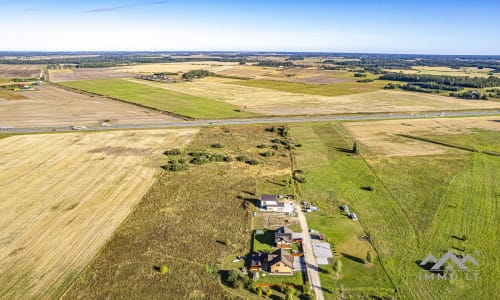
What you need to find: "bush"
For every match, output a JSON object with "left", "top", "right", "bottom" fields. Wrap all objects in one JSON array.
[
  {"left": 246, "top": 159, "right": 260, "bottom": 165},
  {"left": 266, "top": 289, "right": 273, "bottom": 297},
  {"left": 256, "top": 144, "right": 267, "bottom": 149},
  {"left": 159, "top": 264, "right": 168, "bottom": 274},
  {"left": 164, "top": 148, "right": 181, "bottom": 155},
  {"left": 188, "top": 151, "right": 231, "bottom": 164},
  {"left": 366, "top": 251, "right": 372, "bottom": 263},
  {"left": 211, "top": 143, "right": 225, "bottom": 148},
  {"left": 162, "top": 162, "right": 189, "bottom": 171},
  {"left": 260, "top": 151, "right": 275, "bottom": 158},
  {"left": 236, "top": 155, "right": 252, "bottom": 162}
]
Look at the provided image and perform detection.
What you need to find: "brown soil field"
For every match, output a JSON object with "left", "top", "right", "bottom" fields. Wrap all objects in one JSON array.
[
  {"left": 0, "top": 85, "right": 180, "bottom": 127},
  {"left": 215, "top": 65, "right": 349, "bottom": 84},
  {"left": 344, "top": 116, "right": 500, "bottom": 157},
  {"left": 49, "top": 68, "right": 135, "bottom": 82},
  {"left": 131, "top": 77, "right": 500, "bottom": 116},
  {"left": 0, "top": 64, "right": 41, "bottom": 78},
  {"left": 0, "top": 129, "right": 198, "bottom": 299}
]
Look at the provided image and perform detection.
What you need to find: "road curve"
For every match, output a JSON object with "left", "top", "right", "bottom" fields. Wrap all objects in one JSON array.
[{"left": 1, "top": 110, "right": 499, "bottom": 134}]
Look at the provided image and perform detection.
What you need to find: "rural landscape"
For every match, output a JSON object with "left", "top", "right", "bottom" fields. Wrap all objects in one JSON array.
[{"left": 0, "top": 1, "right": 499, "bottom": 299}]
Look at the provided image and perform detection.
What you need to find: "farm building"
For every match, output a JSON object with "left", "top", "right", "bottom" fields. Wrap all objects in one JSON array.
[
  {"left": 275, "top": 226, "right": 293, "bottom": 249},
  {"left": 312, "top": 242, "right": 334, "bottom": 265},
  {"left": 259, "top": 194, "right": 295, "bottom": 213}
]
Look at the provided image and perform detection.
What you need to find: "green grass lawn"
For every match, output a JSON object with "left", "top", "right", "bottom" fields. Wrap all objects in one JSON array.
[
  {"left": 290, "top": 122, "right": 499, "bottom": 299},
  {"left": 253, "top": 230, "right": 275, "bottom": 252},
  {"left": 420, "top": 129, "right": 500, "bottom": 153},
  {"left": 229, "top": 79, "right": 387, "bottom": 97},
  {"left": 60, "top": 79, "right": 260, "bottom": 119}
]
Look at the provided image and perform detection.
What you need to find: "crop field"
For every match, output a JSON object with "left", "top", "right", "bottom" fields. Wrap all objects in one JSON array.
[
  {"left": 0, "top": 129, "right": 198, "bottom": 299},
  {"left": 0, "top": 64, "right": 41, "bottom": 78},
  {"left": 343, "top": 116, "right": 500, "bottom": 156},
  {"left": 61, "top": 79, "right": 259, "bottom": 119},
  {"left": 136, "top": 77, "right": 500, "bottom": 116},
  {"left": 119, "top": 61, "right": 238, "bottom": 74},
  {"left": 230, "top": 78, "right": 386, "bottom": 96},
  {"left": 62, "top": 125, "right": 294, "bottom": 299},
  {"left": 385, "top": 66, "right": 497, "bottom": 78},
  {"left": 49, "top": 67, "right": 135, "bottom": 82},
  {"left": 214, "top": 65, "right": 351, "bottom": 84},
  {"left": 290, "top": 121, "right": 499, "bottom": 299},
  {"left": 0, "top": 85, "right": 179, "bottom": 127}
]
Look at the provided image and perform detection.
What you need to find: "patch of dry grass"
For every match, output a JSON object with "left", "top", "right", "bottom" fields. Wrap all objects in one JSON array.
[{"left": 0, "top": 129, "right": 197, "bottom": 299}]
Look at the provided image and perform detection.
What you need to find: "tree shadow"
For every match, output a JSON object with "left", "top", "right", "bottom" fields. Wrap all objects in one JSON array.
[{"left": 341, "top": 252, "right": 364, "bottom": 264}]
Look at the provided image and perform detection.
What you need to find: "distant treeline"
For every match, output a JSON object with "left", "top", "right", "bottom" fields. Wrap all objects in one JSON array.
[
  {"left": 380, "top": 73, "right": 500, "bottom": 88},
  {"left": 322, "top": 56, "right": 500, "bottom": 72},
  {"left": 256, "top": 60, "right": 296, "bottom": 67}
]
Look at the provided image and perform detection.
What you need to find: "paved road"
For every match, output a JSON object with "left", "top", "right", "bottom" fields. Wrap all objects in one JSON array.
[
  {"left": 1, "top": 110, "right": 499, "bottom": 134},
  {"left": 297, "top": 205, "right": 324, "bottom": 300}
]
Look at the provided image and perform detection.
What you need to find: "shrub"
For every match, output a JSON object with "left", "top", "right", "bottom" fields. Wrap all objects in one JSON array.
[
  {"left": 366, "top": 251, "right": 372, "bottom": 263},
  {"left": 272, "top": 144, "right": 282, "bottom": 151},
  {"left": 159, "top": 264, "right": 168, "bottom": 274},
  {"left": 164, "top": 148, "right": 181, "bottom": 155},
  {"left": 256, "top": 144, "right": 267, "bottom": 149},
  {"left": 260, "top": 151, "right": 275, "bottom": 158},
  {"left": 211, "top": 143, "right": 225, "bottom": 148},
  {"left": 227, "top": 269, "right": 243, "bottom": 288},
  {"left": 225, "top": 239, "right": 232, "bottom": 246},
  {"left": 266, "top": 289, "right": 272, "bottom": 297},
  {"left": 295, "top": 143, "right": 302, "bottom": 147},
  {"left": 246, "top": 159, "right": 260, "bottom": 165},
  {"left": 236, "top": 155, "right": 251, "bottom": 162},
  {"left": 162, "top": 162, "right": 189, "bottom": 171}
]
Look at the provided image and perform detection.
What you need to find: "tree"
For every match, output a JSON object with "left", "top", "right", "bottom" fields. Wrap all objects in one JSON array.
[
  {"left": 352, "top": 142, "right": 359, "bottom": 154},
  {"left": 257, "top": 287, "right": 263, "bottom": 297},
  {"left": 366, "top": 251, "right": 373, "bottom": 263},
  {"left": 227, "top": 269, "right": 243, "bottom": 288},
  {"left": 225, "top": 239, "right": 232, "bottom": 247},
  {"left": 334, "top": 258, "right": 343, "bottom": 277},
  {"left": 266, "top": 289, "right": 273, "bottom": 297},
  {"left": 159, "top": 264, "right": 168, "bottom": 274}
]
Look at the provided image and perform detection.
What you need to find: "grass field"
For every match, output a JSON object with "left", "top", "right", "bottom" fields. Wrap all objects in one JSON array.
[
  {"left": 61, "top": 79, "right": 259, "bottom": 119},
  {"left": 0, "top": 129, "right": 197, "bottom": 299},
  {"left": 289, "top": 121, "right": 499, "bottom": 299},
  {"left": 132, "top": 77, "right": 500, "bottom": 116},
  {"left": 61, "top": 125, "right": 295, "bottom": 299},
  {"left": 229, "top": 79, "right": 386, "bottom": 97}
]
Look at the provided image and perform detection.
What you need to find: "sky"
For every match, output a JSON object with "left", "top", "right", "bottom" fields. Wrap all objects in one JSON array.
[{"left": 0, "top": 0, "right": 499, "bottom": 54}]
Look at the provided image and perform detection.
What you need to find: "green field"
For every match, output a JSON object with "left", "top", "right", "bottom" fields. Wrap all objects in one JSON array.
[
  {"left": 229, "top": 79, "right": 387, "bottom": 97},
  {"left": 60, "top": 79, "right": 260, "bottom": 119},
  {"left": 290, "top": 122, "right": 499, "bottom": 299},
  {"left": 420, "top": 129, "right": 500, "bottom": 153}
]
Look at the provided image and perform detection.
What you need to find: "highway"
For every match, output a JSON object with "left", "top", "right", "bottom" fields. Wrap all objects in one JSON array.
[{"left": 1, "top": 109, "right": 499, "bottom": 134}]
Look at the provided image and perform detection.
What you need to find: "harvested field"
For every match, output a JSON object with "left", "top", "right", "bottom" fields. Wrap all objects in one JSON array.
[
  {"left": 120, "top": 61, "right": 238, "bottom": 74},
  {"left": 215, "top": 65, "right": 352, "bottom": 84},
  {"left": 0, "top": 129, "right": 198, "bottom": 299},
  {"left": 344, "top": 116, "right": 500, "bottom": 156},
  {"left": 49, "top": 68, "right": 134, "bottom": 82},
  {"left": 0, "top": 85, "right": 180, "bottom": 127},
  {"left": 0, "top": 64, "right": 41, "bottom": 78},
  {"left": 133, "top": 77, "right": 500, "bottom": 116}
]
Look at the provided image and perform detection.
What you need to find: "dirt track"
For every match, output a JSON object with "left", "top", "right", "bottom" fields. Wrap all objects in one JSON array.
[{"left": 0, "top": 85, "right": 180, "bottom": 127}]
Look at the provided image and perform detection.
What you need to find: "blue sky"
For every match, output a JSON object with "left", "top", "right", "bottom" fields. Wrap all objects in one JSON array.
[{"left": 0, "top": 0, "right": 499, "bottom": 54}]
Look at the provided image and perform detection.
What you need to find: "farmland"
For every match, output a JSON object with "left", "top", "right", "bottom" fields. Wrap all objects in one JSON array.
[
  {"left": 136, "top": 77, "right": 500, "bottom": 116},
  {"left": 61, "top": 125, "right": 294, "bottom": 299},
  {"left": 0, "top": 85, "right": 179, "bottom": 127},
  {"left": 0, "top": 64, "right": 41, "bottom": 78},
  {"left": 0, "top": 129, "right": 197, "bottom": 299},
  {"left": 61, "top": 79, "right": 259, "bottom": 119},
  {"left": 289, "top": 120, "right": 499, "bottom": 299}
]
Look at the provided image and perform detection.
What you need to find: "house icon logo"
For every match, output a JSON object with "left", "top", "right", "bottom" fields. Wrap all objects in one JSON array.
[
  {"left": 418, "top": 251, "right": 480, "bottom": 281},
  {"left": 420, "top": 251, "right": 479, "bottom": 271}
]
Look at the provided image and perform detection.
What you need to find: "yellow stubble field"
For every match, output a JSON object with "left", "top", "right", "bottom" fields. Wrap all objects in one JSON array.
[{"left": 0, "top": 129, "right": 198, "bottom": 299}]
